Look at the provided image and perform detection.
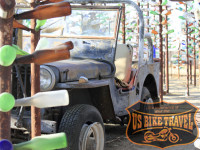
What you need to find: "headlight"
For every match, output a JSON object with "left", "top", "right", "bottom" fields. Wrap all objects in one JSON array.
[{"left": 40, "top": 65, "right": 56, "bottom": 92}]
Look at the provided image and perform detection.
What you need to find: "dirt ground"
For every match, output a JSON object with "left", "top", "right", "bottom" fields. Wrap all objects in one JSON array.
[{"left": 105, "top": 76, "right": 200, "bottom": 150}]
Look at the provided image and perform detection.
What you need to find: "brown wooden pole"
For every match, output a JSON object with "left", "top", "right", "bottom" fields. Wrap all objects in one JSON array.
[
  {"left": 165, "top": 6, "right": 169, "bottom": 93},
  {"left": 185, "top": 4, "right": 189, "bottom": 96},
  {"left": 122, "top": 3, "right": 125, "bottom": 44},
  {"left": 31, "top": 0, "right": 41, "bottom": 138},
  {"left": 194, "top": 35, "right": 196, "bottom": 86},
  {"left": 0, "top": 0, "right": 15, "bottom": 140},
  {"left": 159, "top": 0, "right": 163, "bottom": 101},
  {"left": 190, "top": 60, "right": 192, "bottom": 84}
]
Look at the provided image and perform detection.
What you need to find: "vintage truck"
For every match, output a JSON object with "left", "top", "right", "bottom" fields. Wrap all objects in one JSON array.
[{"left": 12, "top": 0, "right": 160, "bottom": 149}]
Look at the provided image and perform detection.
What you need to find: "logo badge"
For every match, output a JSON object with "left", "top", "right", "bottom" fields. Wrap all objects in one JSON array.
[{"left": 126, "top": 101, "right": 199, "bottom": 149}]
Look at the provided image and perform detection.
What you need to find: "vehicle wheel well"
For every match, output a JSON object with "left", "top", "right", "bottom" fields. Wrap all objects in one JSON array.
[{"left": 143, "top": 74, "right": 158, "bottom": 101}]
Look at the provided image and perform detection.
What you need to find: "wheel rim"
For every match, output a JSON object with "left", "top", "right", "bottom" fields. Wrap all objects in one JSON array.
[{"left": 79, "top": 122, "right": 104, "bottom": 150}]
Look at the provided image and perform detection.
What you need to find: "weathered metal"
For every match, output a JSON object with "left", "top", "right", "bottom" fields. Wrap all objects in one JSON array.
[
  {"left": 159, "top": 0, "right": 163, "bottom": 101},
  {"left": 30, "top": 0, "right": 41, "bottom": 138},
  {"left": 193, "top": 35, "right": 196, "bottom": 86},
  {"left": 122, "top": 3, "right": 125, "bottom": 44},
  {"left": 190, "top": 60, "right": 192, "bottom": 84},
  {"left": 185, "top": 4, "right": 189, "bottom": 96},
  {"left": 0, "top": 0, "right": 15, "bottom": 140},
  {"left": 165, "top": 6, "right": 169, "bottom": 93},
  {"left": 15, "top": 41, "right": 73, "bottom": 65}
]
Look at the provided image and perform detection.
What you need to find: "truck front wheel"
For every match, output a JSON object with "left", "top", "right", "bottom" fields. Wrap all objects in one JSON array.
[{"left": 58, "top": 104, "right": 105, "bottom": 150}]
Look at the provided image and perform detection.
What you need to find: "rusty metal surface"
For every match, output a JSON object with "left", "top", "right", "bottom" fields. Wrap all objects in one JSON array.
[
  {"left": 56, "top": 79, "right": 110, "bottom": 89},
  {"left": 30, "top": 0, "right": 41, "bottom": 137},
  {"left": 47, "top": 58, "right": 113, "bottom": 82},
  {"left": 159, "top": 0, "right": 163, "bottom": 101},
  {"left": 165, "top": 6, "right": 169, "bottom": 93},
  {"left": 185, "top": 4, "right": 189, "bottom": 96},
  {"left": 11, "top": 116, "right": 56, "bottom": 134},
  {"left": 0, "top": 0, "right": 15, "bottom": 140},
  {"left": 122, "top": 3, "right": 125, "bottom": 44},
  {"left": 193, "top": 35, "right": 196, "bottom": 86},
  {"left": 190, "top": 60, "right": 192, "bottom": 84}
]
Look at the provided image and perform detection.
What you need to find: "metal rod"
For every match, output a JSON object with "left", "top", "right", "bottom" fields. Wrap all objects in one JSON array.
[
  {"left": 159, "top": 0, "right": 163, "bottom": 101},
  {"left": 185, "top": 4, "right": 189, "bottom": 96},
  {"left": 190, "top": 60, "right": 192, "bottom": 84},
  {"left": 31, "top": 0, "right": 41, "bottom": 138},
  {"left": 165, "top": 5, "right": 169, "bottom": 93},
  {"left": 178, "top": 47, "right": 180, "bottom": 79},
  {"left": 193, "top": 35, "right": 196, "bottom": 86},
  {"left": 147, "top": 3, "right": 149, "bottom": 33},
  {"left": 0, "top": 0, "right": 15, "bottom": 140},
  {"left": 122, "top": 3, "right": 125, "bottom": 44}
]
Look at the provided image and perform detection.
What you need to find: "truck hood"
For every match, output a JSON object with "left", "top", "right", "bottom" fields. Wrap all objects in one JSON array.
[{"left": 46, "top": 58, "right": 113, "bottom": 82}]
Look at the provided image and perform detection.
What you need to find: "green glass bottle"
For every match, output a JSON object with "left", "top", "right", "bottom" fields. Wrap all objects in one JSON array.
[
  {"left": 0, "top": 45, "right": 16, "bottom": 66},
  {"left": 0, "top": 92, "right": 15, "bottom": 112},
  {"left": 14, "top": 133, "right": 67, "bottom": 150}
]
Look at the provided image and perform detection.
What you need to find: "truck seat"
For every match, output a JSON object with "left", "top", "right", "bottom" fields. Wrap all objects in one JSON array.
[{"left": 114, "top": 44, "right": 133, "bottom": 83}]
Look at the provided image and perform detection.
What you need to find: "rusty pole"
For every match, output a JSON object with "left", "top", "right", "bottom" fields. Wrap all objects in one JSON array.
[
  {"left": 137, "top": 2, "right": 140, "bottom": 46},
  {"left": 185, "top": 4, "right": 189, "bottom": 96},
  {"left": 31, "top": 0, "right": 41, "bottom": 138},
  {"left": 190, "top": 60, "right": 192, "bottom": 84},
  {"left": 0, "top": 0, "right": 15, "bottom": 140},
  {"left": 159, "top": 0, "right": 163, "bottom": 101},
  {"left": 194, "top": 35, "right": 196, "bottom": 86},
  {"left": 122, "top": 3, "right": 125, "bottom": 44},
  {"left": 163, "top": 52, "right": 165, "bottom": 84},
  {"left": 178, "top": 48, "right": 180, "bottom": 79},
  {"left": 147, "top": 3, "right": 149, "bottom": 33},
  {"left": 165, "top": 6, "right": 169, "bottom": 93}
]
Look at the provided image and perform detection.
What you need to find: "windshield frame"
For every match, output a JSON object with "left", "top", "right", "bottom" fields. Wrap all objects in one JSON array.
[{"left": 21, "top": 5, "right": 122, "bottom": 40}]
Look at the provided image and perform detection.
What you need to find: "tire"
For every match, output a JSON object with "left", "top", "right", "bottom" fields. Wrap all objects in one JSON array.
[
  {"left": 58, "top": 104, "right": 105, "bottom": 150},
  {"left": 141, "top": 87, "right": 152, "bottom": 102}
]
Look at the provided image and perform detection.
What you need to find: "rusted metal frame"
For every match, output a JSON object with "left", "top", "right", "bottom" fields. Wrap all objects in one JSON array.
[
  {"left": 178, "top": 47, "right": 180, "bottom": 79},
  {"left": 159, "top": 0, "right": 163, "bottom": 101},
  {"left": 24, "top": 34, "right": 116, "bottom": 40},
  {"left": 193, "top": 35, "right": 196, "bottom": 86},
  {"left": 31, "top": 0, "right": 41, "bottom": 138},
  {"left": 137, "top": 1, "right": 140, "bottom": 46},
  {"left": 147, "top": 3, "right": 149, "bottom": 33},
  {"left": 72, "top": 5, "right": 121, "bottom": 9},
  {"left": 165, "top": 6, "right": 169, "bottom": 93},
  {"left": 185, "top": 4, "right": 189, "bottom": 96},
  {"left": 122, "top": 3, "right": 125, "bottom": 44},
  {"left": 190, "top": 60, "right": 192, "bottom": 84},
  {"left": 0, "top": 0, "right": 15, "bottom": 140}
]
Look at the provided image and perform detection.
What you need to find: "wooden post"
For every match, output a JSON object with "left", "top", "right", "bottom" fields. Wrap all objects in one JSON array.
[
  {"left": 31, "top": 0, "right": 41, "bottom": 138},
  {"left": 122, "top": 3, "right": 125, "bottom": 44},
  {"left": 159, "top": 0, "right": 163, "bottom": 101},
  {"left": 185, "top": 4, "right": 189, "bottom": 96},
  {"left": 0, "top": 0, "right": 15, "bottom": 140},
  {"left": 193, "top": 35, "right": 196, "bottom": 86},
  {"left": 165, "top": 6, "right": 169, "bottom": 93}
]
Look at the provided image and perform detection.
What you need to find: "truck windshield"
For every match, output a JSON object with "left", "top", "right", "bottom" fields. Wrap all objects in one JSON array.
[
  {"left": 35, "top": 8, "right": 120, "bottom": 39},
  {"left": 62, "top": 9, "right": 118, "bottom": 38}
]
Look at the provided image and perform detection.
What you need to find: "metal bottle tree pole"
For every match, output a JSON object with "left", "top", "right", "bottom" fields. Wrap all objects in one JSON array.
[
  {"left": 31, "top": 0, "right": 41, "bottom": 137},
  {"left": 0, "top": 0, "right": 15, "bottom": 140},
  {"left": 165, "top": 6, "right": 169, "bottom": 93},
  {"left": 159, "top": 0, "right": 163, "bottom": 101},
  {"left": 193, "top": 35, "right": 196, "bottom": 86},
  {"left": 185, "top": 4, "right": 189, "bottom": 96},
  {"left": 122, "top": 3, "right": 126, "bottom": 44}
]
